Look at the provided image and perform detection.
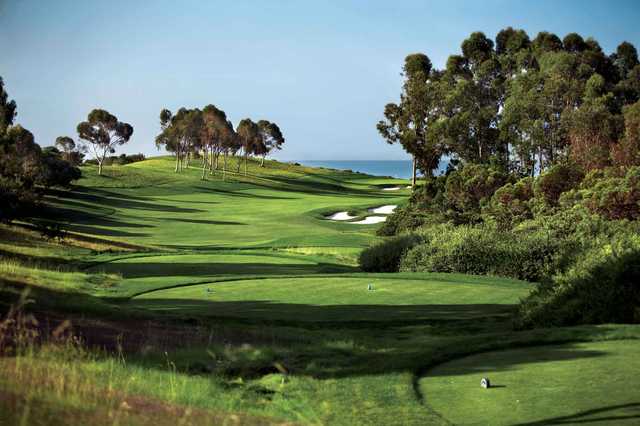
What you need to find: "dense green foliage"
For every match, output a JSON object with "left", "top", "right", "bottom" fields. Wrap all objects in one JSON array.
[
  {"left": 375, "top": 30, "right": 640, "bottom": 328},
  {"left": 372, "top": 163, "right": 640, "bottom": 326},
  {"left": 516, "top": 233, "right": 640, "bottom": 328},
  {"left": 358, "top": 234, "right": 423, "bottom": 272},
  {"left": 379, "top": 30, "right": 640, "bottom": 178},
  {"left": 0, "top": 78, "right": 81, "bottom": 222},
  {"left": 399, "top": 224, "right": 571, "bottom": 282}
]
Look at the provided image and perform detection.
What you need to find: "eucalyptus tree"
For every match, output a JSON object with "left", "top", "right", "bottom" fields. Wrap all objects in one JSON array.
[
  {"left": 54, "top": 136, "right": 82, "bottom": 164},
  {"left": 156, "top": 109, "right": 180, "bottom": 172},
  {"left": 236, "top": 118, "right": 261, "bottom": 175},
  {"left": 438, "top": 32, "right": 505, "bottom": 166},
  {"left": 77, "top": 109, "right": 133, "bottom": 175},
  {"left": 256, "top": 120, "right": 285, "bottom": 166},
  {"left": 201, "top": 104, "right": 236, "bottom": 179},
  {"left": 380, "top": 29, "right": 640, "bottom": 182},
  {"left": 156, "top": 108, "right": 202, "bottom": 173},
  {"left": 0, "top": 77, "right": 17, "bottom": 134},
  {"left": 377, "top": 53, "right": 443, "bottom": 186}
]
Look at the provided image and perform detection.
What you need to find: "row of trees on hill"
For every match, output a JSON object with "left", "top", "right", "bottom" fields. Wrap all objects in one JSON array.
[
  {"left": 379, "top": 29, "right": 640, "bottom": 182},
  {"left": 155, "top": 106, "right": 285, "bottom": 179},
  {"left": 0, "top": 72, "right": 289, "bottom": 223}
]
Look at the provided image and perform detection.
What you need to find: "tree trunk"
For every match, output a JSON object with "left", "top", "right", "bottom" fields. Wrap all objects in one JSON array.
[
  {"left": 411, "top": 156, "right": 417, "bottom": 187},
  {"left": 261, "top": 154, "right": 265, "bottom": 167},
  {"left": 214, "top": 153, "right": 219, "bottom": 170},
  {"left": 175, "top": 154, "right": 179, "bottom": 173},
  {"left": 98, "top": 159, "right": 103, "bottom": 176},
  {"left": 201, "top": 147, "right": 207, "bottom": 180},
  {"left": 223, "top": 151, "right": 227, "bottom": 181},
  {"left": 244, "top": 153, "right": 248, "bottom": 176},
  {"left": 236, "top": 154, "right": 241, "bottom": 173},
  {"left": 538, "top": 147, "right": 543, "bottom": 175}
]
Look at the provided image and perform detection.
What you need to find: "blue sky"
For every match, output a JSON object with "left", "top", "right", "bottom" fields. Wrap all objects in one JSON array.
[{"left": 1, "top": 0, "right": 639, "bottom": 160}]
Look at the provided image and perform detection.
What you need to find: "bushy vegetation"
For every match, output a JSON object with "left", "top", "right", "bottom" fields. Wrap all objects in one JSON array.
[
  {"left": 359, "top": 234, "right": 423, "bottom": 272},
  {"left": 0, "top": 79, "right": 81, "bottom": 222},
  {"left": 84, "top": 152, "right": 146, "bottom": 166},
  {"left": 398, "top": 224, "right": 572, "bottom": 282},
  {"left": 516, "top": 233, "right": 640, "bottom": 328},
  {"left": 373, "top": 30, "right": 640, "bottom": 328},
  {"left": 371, "top": 171, "right": 640, "bottom": 326}
]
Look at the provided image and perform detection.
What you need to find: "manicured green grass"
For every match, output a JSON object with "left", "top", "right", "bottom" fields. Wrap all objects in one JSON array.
[
  {"left": 420, "top": 339, "right": 640, "bottom": 425},
  {"left": 2, "top": 156, "right": 639, "bottom": 425},
  {"left": 41, "top": 156, "right": 408, "bottom": 250},
  {"left": 134, "top": 274, "right": 531, "bottom": 322}
]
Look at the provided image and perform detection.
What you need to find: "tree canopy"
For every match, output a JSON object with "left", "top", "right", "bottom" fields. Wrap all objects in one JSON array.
[
  {"left": 380, "top": 30, "right": 640, "bottom": 178},
  {"left": 77, "top": 109, "right": 133, "bottom": 175}
]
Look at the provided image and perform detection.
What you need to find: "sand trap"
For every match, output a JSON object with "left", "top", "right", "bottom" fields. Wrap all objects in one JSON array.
[
  {"left": 382, "top": 186, "right": 401, "bottom": 191},
  {"left": 327, "top": 211, "right": 356, "bottom": 221},
  {"left": 405, "top": 185, "right": 412, "bottom": 189},
  {"left": 349, "top": 216, "right": 387, "bottom": 224},
  {"left": 369, "top": 205, "right": 397, "bottom": 215}
]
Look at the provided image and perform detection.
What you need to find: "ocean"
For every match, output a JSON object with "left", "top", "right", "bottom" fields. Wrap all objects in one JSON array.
[
  {"left": 296, "top": 160, "right": 415, "bottom": 179},
  {"left": 297, "top": 160, "right": 446, "bottom": 179}
]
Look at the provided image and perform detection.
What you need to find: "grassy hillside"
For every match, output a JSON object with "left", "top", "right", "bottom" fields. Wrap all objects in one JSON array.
[
  {"left": 1, "top": 156, "right": 639, "bottom": 425},
  {"left": 43, "top": 156, "right": 409, "bottom": 249}
]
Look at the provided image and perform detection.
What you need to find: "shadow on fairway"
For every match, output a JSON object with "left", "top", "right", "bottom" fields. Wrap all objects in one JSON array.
[
  {"left": 244, "top": 174, "right": 398, "bottom": 198},
  {"left": 48, "top": 187, "right": 206, "bottom": 214},
  {"left": 159, "top": 218, "right": 246, "bottom": 226},
  {"left": 514, "top": 403, "right": 640, "bottom": 425},
  {"left": 61, "top": 223, "right": 151, "bottom": 238},
  {"left": 129, "top": 298, "right": 517, "bottom": 323},
  {"left": 194, "top": 186, "right": 296, "bottom": 200},
  {"left": 95, "top": 261, "right": 356, "bottom": 278},
  {"left": 27, "top": 204, "right": 154, "bottom": 238}
]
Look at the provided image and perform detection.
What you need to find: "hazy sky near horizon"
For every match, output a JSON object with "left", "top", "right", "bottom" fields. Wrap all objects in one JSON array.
[{"left": 2, "top": 1, "right": 640, "bottom": 161}]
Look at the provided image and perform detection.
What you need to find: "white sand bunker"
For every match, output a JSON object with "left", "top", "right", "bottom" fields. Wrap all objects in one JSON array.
[
  {"left": 369, "top": 205, "right": 397, "bottom": 214},
  {"left": 349, "top": 216, "right": 387, "bottom": 224},
  {"left": 326, "top": 211, "right": 356, "bottom": 221},
  {"left": 382, "top": 186, "right": 401, "bottom": 191}
]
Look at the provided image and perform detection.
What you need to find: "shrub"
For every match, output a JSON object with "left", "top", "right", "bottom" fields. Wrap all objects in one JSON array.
[
  {"left": 534, "top": 163, "right": 584, "bottom": 206},
  {"left": 376, "top": 205, "right": 430, "bottom": 236},
  {"left": 399, "top": 224, "right": 574, "bottom": 282},
  {"left": 84, "top": 153, "right": 146, "bottom": 166},
  {"left": 583, "top": 166, "right": 640, "bottom": 220},
  {"left": 359, "top": 234, "right": 423, "bottom": 272},
  {"left": 37, "top": 147, "right": 81, "bottom": 188},
  {"left": 611, "top": 100, "right": 640, "bottom": 167},
  {"left": 516, "top": 233, "right": 640, "bottom": 328},
  {"left": 485, "top": 177, "right": 534, "bottom": 229},
  {"left": 443, "top": 164, "right": 510, "bottom": 224}
]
